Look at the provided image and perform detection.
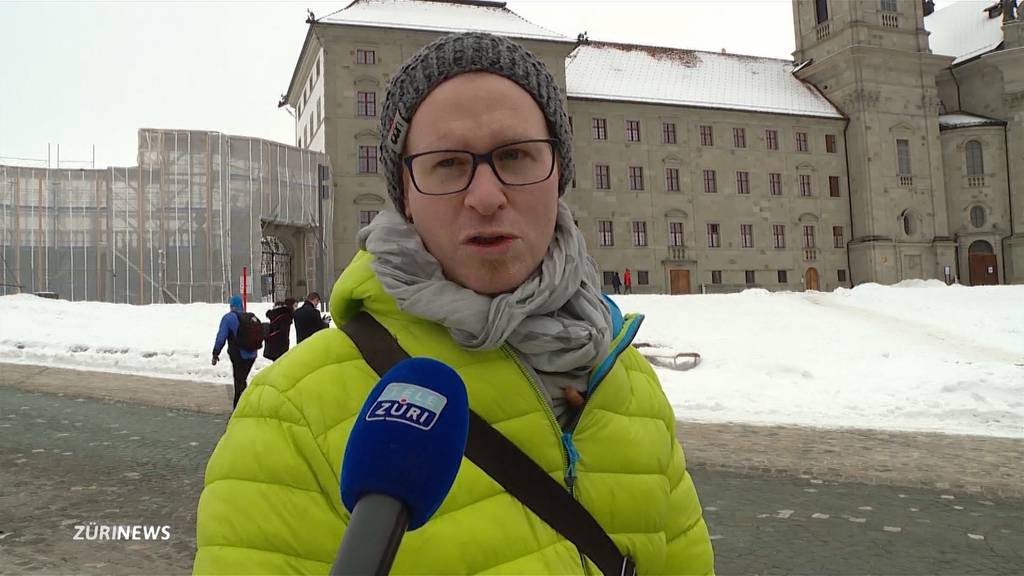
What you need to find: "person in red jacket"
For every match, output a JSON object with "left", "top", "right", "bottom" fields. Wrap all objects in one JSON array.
[{"left": 623, "top": 268, "right": 632, "bottom": 294}]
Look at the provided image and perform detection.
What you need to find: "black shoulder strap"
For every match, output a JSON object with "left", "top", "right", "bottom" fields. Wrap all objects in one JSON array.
[{"left": 340, "top": 311, "right": 635, "bottom": 576}]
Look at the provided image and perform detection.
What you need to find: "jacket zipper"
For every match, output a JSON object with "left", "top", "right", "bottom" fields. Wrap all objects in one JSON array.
[{"left": 502, "top": 345, "right": 589, "bottom": 574}]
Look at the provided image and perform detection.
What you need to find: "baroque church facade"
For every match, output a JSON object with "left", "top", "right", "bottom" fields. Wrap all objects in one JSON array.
[{"left": 282, "top": 0, "right": 1023, "bottom": 294}]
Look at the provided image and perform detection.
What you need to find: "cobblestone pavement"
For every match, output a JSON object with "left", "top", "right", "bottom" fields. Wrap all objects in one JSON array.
[{"left": 1, "top": 363, "right": 1022, "bottom": 574}]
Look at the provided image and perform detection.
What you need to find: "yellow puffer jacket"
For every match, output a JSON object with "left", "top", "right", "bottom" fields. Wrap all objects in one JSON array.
[{"left": 194, "top": 251, "right": 714, "bottom": 575}]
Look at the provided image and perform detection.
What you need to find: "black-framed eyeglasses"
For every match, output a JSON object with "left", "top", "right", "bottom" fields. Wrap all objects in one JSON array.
[{"left": 402, "top": 138, "right": 557, "bottom": 196}]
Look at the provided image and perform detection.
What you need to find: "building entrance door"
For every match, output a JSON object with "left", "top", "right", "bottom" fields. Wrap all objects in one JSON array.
[
  {"left": 804, "top": 267, "right": 819, "bottom": 291},
  {"left": 968, "top": 240, "right": 999, "bottom": 286},
  {"left": 260, "top": 236, "right": 292, "bottom": 303},
  {"left": 669, "top": 269, "right": 690, "bottom": 295}
]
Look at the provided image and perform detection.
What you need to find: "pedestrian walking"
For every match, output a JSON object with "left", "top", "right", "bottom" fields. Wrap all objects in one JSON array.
[
  {"left": 211, "top": 294, "right": 260, "bottom": 408},
  {"left": 611, "top": 271, "right": 622, "bottom": 294},
  {"left": 293, "top": 292, "right": 329, "bottom": 343},
  {"left": 623, "top": 267, "right": 633, "bottom": 294},
  {"left": 263, "top": 298, "right": 296, "bottom": 361}
]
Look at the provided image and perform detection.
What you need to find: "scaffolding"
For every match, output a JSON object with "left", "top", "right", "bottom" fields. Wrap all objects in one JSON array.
[{"left": 0, "top": 129, "right": 332, "bottom": 304}]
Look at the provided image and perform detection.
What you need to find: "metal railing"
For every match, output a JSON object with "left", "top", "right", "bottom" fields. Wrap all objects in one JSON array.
[
  {"left": 899, "top": 175, "right": 913, "bottom": 187},
  {"left": 804, "top": 249, "right": 818, "bottom": 261},
  {"left": 968, "top": 176, "right": 985, "bottom": 188},
  {"left": 881, "top": 12, "right": 899, "bottom": 28}
]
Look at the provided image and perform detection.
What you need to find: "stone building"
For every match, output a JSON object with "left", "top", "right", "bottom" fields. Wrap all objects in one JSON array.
[{"left": 281, "top": 0, "right": 1023, "bottom": 293}]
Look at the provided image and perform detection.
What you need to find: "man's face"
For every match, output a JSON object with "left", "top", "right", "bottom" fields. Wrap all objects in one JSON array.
[{"left": 402, "top": 72, "right": 559, "bottom": 296}]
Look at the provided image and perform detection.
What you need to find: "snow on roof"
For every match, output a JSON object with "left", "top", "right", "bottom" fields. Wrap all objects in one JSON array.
[
  {"left": 938, "top": 113, "right": 1006, "bottom": 129},
  {"left": 925, "top": 1, "right": 1005, "bottom": 64},
  {"left": 566, "top": 43, "right": 842, "bottom": 119},
  {"left": 320, "top": 0, "right": 569, "bottom": 42}
]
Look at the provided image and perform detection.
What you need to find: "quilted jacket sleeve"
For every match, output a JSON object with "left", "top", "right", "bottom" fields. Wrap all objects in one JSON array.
[
  {"left": 636, "top": 352, "right": 716, "bottom": 576},
  {"left": 193, "top": 381, "right": 345, "bottom": 575}
]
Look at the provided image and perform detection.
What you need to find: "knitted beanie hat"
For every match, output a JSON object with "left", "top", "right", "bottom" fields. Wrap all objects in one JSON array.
[{"left": 379, "top": 32, "right": 574, "bottom": 217}]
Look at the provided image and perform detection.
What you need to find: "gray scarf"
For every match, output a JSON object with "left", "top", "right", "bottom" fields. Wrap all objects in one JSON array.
[{"left": 358, "top": 201, "right": 612, "bottom": 373}]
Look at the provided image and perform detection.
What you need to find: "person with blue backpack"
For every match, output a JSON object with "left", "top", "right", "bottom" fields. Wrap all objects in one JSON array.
[{"left": 212, "top": 294, "right": 262, "bottom": 408}]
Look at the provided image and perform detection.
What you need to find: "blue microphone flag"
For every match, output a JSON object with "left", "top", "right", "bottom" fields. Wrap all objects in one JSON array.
[{"left": 340, "top": 357, "right": 469, "bottom": 530}]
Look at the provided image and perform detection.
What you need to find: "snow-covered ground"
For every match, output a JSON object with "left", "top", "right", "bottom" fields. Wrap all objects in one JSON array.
[{"left": 1, "top": 281, "right": 1022, "bottom": 438}]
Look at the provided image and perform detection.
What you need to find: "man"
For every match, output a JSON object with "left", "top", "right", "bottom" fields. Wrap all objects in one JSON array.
[
  {"left": 623, "top": 267, "right": 633, "bottom": 294},
  {"left": 211, "top": 294, "right": 258, "bottom": 408},
  {"left": 262, "top": 297, "right": 296, "bottom": 361},
  {"left": 293, "top": 291, "right": 329, "bottom": 343},
  {"left": 611, "top": 270, "right": 622, "bottom": 294},
  {"left": 194, "top": 32, "right": 713, "bottom": 575}
]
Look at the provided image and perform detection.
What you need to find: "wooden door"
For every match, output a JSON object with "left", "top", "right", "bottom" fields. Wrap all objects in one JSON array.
[
  {"left": 968, "top": 254, "right": 999, "bottom": 286},
  {"left": 669, "top": 269, "right": 690, "bottom": 295},
  {"left": 804, "top": 267, "right": 819, "bottom": 291}
]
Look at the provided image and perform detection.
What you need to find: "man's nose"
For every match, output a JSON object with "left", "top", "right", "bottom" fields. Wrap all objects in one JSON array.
[{"left": 463, "top": 161, "right": 508, "bottom": 215}]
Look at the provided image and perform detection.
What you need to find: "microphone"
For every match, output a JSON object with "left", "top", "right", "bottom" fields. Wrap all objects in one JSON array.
[{"left": 331, "top": 357, "right": 469, "bottom": 576}]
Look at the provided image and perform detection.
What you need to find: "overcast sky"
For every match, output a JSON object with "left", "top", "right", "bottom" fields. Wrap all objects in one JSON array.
[{"left": 0, "top": 0, "right": 962, "bottom": 169}]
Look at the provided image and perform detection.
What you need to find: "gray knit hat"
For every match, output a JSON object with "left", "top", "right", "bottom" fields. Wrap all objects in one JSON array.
[{"left": 380, "top": 32, "right": 574, "bottom": 217}]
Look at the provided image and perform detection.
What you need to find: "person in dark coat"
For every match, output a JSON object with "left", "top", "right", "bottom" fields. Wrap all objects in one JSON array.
[
  {"left": 294, "top": 292, "right": 329, "bottom": 343},
  {"left": 263, "top": 298, "right": 296, "bottom": 361},
  {"left": 610, "top": 271, "right": 622, "bottom": 294},
  {"left": 212, "top": 294, "right": 258, "bottom": 408}
]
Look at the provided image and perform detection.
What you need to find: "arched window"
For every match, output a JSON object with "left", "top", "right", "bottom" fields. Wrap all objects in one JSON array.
[
  {"left": 970, "top": 206, "right": 986, "bottom": 228},
  {"left": 965, "top": 141, "right": 984, "bottom": 176}
]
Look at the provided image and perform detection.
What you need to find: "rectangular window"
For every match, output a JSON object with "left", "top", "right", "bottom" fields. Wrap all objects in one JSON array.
[
  {"left": 665, "top": 168, "right": 680, "bottom": 192},
  {"left": 740, "top": 224, "right": 754, "bottom": 248},
  {"left": 736, "top": 171, "right": 750, "bottom": 195},
  {"left": 703, "top": 169, "right": 717, "bottom": 194},
  {"left": 799, "top": 174, "right": 813, "bottom": 197},
  {"left": 316, "top": 97, "right": 322, "bottom": 126},
  {"left": 700, "top": 125, "right": 714, "bottom": 147},
  {"left": 796, "top": 131, "right": 809, "bottom": 152},
  {"left": 594, "top": 164, "right": 610, "bottom": 189},
  {"left": 711, "top": 270, "right": 722, "bottom": 284},
  {"left": 881, "top": 0, "right": 897, "bottom": 12},
  {"left": 626, "top": 120, "right": 641, "bottom": 142},
  {"left": 766, "top": 129, "right": 779, "bottom": 150},
  {"left": 358, "top": 210, "right": 379, "bottom": 228},
  {"left": 825, "top": 134, "right": 837, "bottom": 153},
  {"left": 602, "top": 271, "right": 616, "bottom": 285},
  {"left": 769, "top": 172, "right": 782, "bottom": 196},
  {"left": 632, "top": 221, "right": 648, "bottom": 247},
  {"left": 356, "top": 49, "right": 376, "bottom": 65},
  {"left": 745, "top": 270, "right": 756, "bottom": 285},
  {"left": 833, "top": 226, "right": 844, "bottom": 248},
  {"left": 628, "top": 166, "right": 644, "bottom": 191},
  {"left": 829, "top": 175, "right": 841, "bottom": 197},
  {"left": 637, "top": 270, "right": 649, "bottom": 285},
  {"left": 815, "top": 0, "right": 829, "bottom": 24},
  {"left": 803, "top": 225, "right": 816, "bottom": 249},
  {"left": 662, "top": 122, "right": 677, "bottom": 144},
  {"left": 668, "top": 221, "right": 684, "bottom": 246},
  {"left": 357, "top": 145, "right": 378, "bottom": 174},
  {"left": 316, "top": 57, "right": 321, "bottom": 80},
  {"left": 838, "top": 269, "right": 848, "bottom": 282},
  {"left": 772, "top": 224, "right": 786, "bottom": 248},
  {"left": 592, "top": 118, "right": 607, "bottom": 140},
  {"left": 778, "top": 269, "right": 788, "bottom": 284},
  {"left": 598, "top": 220, "right": 614, "bottom": 246},
  {"left": 356, "top": 91, "right": 376, "bottom": 117},
  {"left": 733, "top": 127, "right": 746, "bottom": 148},
  {"left": 896, "top": 138, "right": 912, "bottom": 176},
  {"left": 707, "top": 223, "right": 720, "bottom": 248}
]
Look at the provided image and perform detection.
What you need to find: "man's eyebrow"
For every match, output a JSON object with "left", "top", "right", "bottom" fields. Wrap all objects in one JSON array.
[{"left": 411, "top": 134, "right": 547, "bottom": 153}]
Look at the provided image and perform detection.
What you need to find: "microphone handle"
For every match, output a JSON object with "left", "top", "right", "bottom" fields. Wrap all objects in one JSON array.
[{"left": 331, "top": 493, "right": 409, "bottom": 576}]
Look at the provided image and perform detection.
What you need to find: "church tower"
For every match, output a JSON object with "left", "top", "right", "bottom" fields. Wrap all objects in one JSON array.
[{"left": 792, "top": 0, "right": 956, "bottom": 284}]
